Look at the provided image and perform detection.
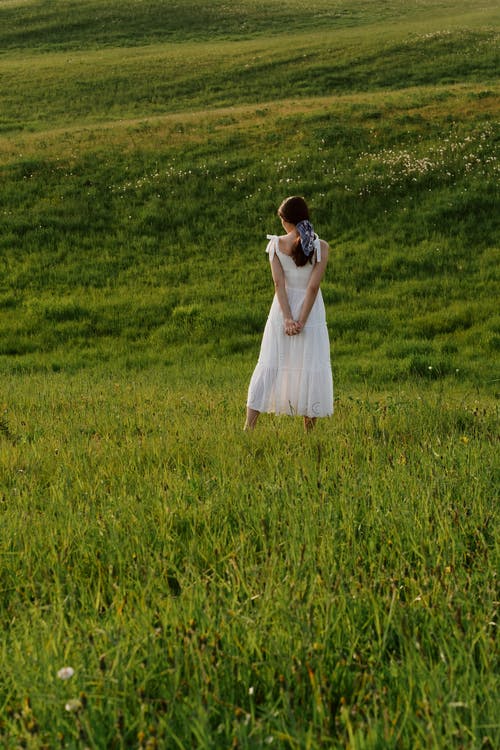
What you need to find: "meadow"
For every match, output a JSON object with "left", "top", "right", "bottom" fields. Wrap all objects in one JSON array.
[{"left": 0, "top": 0, "right": 499, "bottom": 747}]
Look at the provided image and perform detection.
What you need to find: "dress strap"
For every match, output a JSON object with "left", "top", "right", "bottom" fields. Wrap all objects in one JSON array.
[
  {"left": 266, "top": 234, "right": 279, "bottom": 261},
  {"left": 267, "top": 234, "right": 321, "bottom": 262},
  {"left": 314, "top": 235, "right": 321, "bottom": 263}
]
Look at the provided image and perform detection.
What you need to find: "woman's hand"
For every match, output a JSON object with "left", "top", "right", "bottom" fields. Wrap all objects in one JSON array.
[{"left": 284, "top": 319, "right": 303, "bottom": 336}]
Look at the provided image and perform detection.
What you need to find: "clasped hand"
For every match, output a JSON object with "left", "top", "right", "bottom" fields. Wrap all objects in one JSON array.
[{"left": 284, "top": 319, "right": 303, "bottom": 336}]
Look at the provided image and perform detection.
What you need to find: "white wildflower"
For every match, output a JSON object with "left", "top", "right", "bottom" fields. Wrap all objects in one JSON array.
[{"left": 57, "top": 666, "right": 74, "bottom": 680}]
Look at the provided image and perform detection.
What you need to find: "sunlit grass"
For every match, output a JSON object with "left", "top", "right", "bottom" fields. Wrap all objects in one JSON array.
[
  {"left": 0, "top": 0, "right": 499, "bottom": 746},
  {"left": 0, "top": 4, "right": 498, "bottom": 132},
  {"left": 1, "top": 82, "right": 497, "bottom": 390},
  {"left": 0, "top": 371, "right": 498, "bottom": 747}
]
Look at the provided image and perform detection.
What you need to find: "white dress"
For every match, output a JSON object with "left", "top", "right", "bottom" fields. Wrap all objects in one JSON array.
[{"left": 247, "top": 234, "right": 334, "bottom": 418}]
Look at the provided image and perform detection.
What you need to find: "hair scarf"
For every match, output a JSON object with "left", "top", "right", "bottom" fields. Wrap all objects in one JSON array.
[{"left": 296, "top": 220, "right": 315, "bottom": 257}]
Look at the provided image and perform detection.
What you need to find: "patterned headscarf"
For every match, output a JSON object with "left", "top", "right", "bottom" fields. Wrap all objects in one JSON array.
[{"left": 296, "top": 220, "right": 315, "bottom": 257}]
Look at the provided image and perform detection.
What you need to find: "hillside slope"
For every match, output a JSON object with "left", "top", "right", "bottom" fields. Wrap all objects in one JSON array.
[{"left": 0, "top": 0, "right": 498, "bottom": 390}]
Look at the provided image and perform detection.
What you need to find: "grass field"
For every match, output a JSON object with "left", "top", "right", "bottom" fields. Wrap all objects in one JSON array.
[{"left": 0, "top": 0, "right": 499, "bottom": 747}]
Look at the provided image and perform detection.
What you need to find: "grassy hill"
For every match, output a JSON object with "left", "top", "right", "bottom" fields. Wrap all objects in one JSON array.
[
  {"left": 0, "top": 1, "right": 498, "bottom": 747},
  {"left": 0, "top": 0, "right": 498, "bottom": 390}
]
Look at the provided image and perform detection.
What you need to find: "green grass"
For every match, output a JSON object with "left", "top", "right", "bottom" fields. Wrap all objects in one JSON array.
[
  {"left": 1, "top": 25, "right": 498, "bottom": 132},
  {"left": 1, "top": 87, "right": 497, "bottom": 388},
  {"left": 2, "top": 0, "right": 493, "bottom": 51},
  {"left": 0, "top": 372, "right": 498, "bottom": 748},
  {"left": 0, "top": 0, "right": 499, "bottom": 747}
]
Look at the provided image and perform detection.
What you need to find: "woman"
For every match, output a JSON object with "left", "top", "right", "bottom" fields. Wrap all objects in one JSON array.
[{"left": 245, "top": 196, "right": 333, "bottom": 432}]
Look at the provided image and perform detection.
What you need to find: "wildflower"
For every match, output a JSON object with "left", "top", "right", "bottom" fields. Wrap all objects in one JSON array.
[
  {"left": 65, "top": 699, "right": 82, "bottom": 713},
  {"left": 248, "top": 686, "right": 255, "bottom": 696},
  {"left": 57, "top": 667, "right": 74, "bottom": 680}
]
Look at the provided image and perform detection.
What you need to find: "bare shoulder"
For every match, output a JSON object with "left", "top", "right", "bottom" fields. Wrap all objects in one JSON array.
[
  {"left": 319, "top": 239, "right": 329, "bottom": 260},
  {"left": 277, "top": 234, "right": 294, "bottom": 256}
]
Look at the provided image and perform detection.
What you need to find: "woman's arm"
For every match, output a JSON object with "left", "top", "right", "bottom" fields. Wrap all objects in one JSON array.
[
  {"left": 297, "top": 241, "right": 329, "bottom": 329},
  {"left": 270, "top": 254, "right": 295, "bottom": 332}
]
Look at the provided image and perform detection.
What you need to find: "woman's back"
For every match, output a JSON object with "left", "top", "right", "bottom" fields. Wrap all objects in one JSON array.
[
  {"left": 267, "top": 234, "right": 322, "bottom": 290},
  {"left": 245, "top": 196, "right": 333, "bottom": 430},
  {"left": 277, "top": 246, "right": 316, "bottom": 290}
]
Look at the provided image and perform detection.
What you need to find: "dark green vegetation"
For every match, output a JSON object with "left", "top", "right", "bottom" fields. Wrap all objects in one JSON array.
[{"left": 0, "top": 0, "right": 499, "bottom": 747}]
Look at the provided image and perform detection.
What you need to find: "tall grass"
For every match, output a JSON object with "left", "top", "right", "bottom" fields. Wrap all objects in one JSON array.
[{"left": 0, "top": 372, "right": 498, "bottom": 748}]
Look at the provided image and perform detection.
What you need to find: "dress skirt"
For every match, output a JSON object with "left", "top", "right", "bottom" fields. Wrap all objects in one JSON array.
[{"left": 247, "top": 287, "right": 333, "bottom": 418}]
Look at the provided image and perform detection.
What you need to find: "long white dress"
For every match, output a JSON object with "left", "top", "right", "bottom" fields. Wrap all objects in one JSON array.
[{"left": 247, "top": 234, "right": 334, "bottom": 418}]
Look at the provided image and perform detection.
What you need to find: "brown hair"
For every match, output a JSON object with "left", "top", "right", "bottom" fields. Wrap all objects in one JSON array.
[{"left": 278, "top": 196, "right": 313, "bottom": 267}]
